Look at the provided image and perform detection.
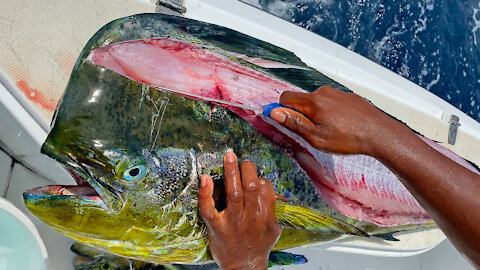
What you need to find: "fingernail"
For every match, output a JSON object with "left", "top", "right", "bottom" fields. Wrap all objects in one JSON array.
[
  {"left": 200, "top": 175, "right": 207, "bottom": 187},
  {"left": 270, "top": 109, "right": 287, "bottom": 124},
  {"left": 225, "top": 150, "right": 236, "bottom": 163}
]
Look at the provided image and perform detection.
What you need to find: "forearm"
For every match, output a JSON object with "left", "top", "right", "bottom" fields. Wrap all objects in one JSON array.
[{"left": 369, "top": 117, "right": 480, "bottom": 266}]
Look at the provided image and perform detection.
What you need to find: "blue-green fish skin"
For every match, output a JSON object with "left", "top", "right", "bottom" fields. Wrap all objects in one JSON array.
[{"left": 22, "top": 14, "right": 426, "bottom": 266}]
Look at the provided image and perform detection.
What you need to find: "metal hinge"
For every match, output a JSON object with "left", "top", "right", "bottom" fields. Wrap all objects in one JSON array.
[
  {"left": 156, "top": 0, "right": 186, "bottom": 15},
  {"left": 448, "top": 114, "right": 460, "bottom": 145}
]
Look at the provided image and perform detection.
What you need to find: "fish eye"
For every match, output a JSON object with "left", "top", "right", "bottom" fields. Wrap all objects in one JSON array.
[{"left": 123, "top": 165, "right": 147, "bottom": 181}]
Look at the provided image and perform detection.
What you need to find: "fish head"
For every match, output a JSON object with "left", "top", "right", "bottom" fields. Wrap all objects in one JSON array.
[
  {"left": 23, "top": 144, "right": 199, "bottom": 240},
  {"left": 22, "top": 58, "right": 209, "bottom": 258},
  {"left": 104, "top": 147, "right": 196, "bottom": 211}
]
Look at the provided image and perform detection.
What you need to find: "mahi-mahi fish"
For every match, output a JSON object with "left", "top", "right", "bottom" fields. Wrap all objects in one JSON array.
[{"left": 23, "top": 14, "right": 478, "bottom": 266}]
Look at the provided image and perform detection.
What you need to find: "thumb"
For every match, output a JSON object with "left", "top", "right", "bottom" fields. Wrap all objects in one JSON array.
[{"left": 270, "top": 107, "right": 321, "bottom": 147}]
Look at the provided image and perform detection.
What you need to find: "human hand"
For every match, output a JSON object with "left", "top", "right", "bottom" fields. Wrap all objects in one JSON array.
[
  {"left": 270, "top": 86, "right": 393, "bottom": 156},
  {"left": 198, "top": 151, "right": 281, "bottom": 270}
]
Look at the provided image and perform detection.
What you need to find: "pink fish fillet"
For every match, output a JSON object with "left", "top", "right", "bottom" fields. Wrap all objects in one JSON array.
[{"left": 87, "top": 38, "right": 479, "bottom": 226}]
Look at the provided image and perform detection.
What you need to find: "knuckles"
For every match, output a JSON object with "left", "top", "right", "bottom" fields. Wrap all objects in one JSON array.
[
  {"left": 228, "top": 191, "right": 244, "bottom": 202},
  {"left": 260, "top": 178, "right": 271, "bottom": 188},
  {"left": 285, "top": 114, "right": 305, "bottom": 131},
  {"left": 244, "top": 182, "right": 259, "bottom": 193},
  {"left": 315, "top": 85, "right": 334, "bottom": 95},
  {"left": 226, "top": 167, "right": 239, "bottom": 176}
]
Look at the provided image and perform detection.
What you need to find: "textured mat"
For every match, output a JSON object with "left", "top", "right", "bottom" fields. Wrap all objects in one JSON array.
[{"left": 0, "top": 0, "right": 155, "bottom": 127}]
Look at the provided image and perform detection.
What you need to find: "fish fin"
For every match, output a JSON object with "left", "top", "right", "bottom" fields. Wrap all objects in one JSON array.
[
  {"left": 275, "top": 200, "right": 369, "bottom": 237},
  {"left": 371, "top": 222, "right": 438, "bottom": 241},
  {"left": 216, "top": 50, "right": 311, "bottom": 70},
  {"left": 268, "top": 251, "right": 307, "bottom": 267},
  {"left": 71, "top": 242, "right": 148, "bottom": 269},
  {"left": 372, "top": 232, "right": 400, "bottom": 242}
]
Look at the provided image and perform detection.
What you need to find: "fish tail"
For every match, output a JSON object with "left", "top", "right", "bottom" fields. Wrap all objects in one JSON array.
[
  {"left": 372, "top": 232, "right": 400, "bottom": 241},
  {"left": 268, "top": 251, "right": 307, "bottom": 267}
]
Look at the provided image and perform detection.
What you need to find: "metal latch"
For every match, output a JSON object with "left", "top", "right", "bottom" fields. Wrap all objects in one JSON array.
[
  {"left": 448, "top": 114, "right": 460, "bottom": 145},
  {"left": 157, "top": 0, "right": 186, "bottom": 15}
]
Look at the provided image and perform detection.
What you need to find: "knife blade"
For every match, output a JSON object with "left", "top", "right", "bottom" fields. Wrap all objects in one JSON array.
[{"left": 153, "top": 85, "right": 285, "bottom": 117}]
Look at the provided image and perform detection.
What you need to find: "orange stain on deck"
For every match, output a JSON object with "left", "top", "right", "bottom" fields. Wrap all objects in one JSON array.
[{"left": 16, "top": 79, "right": 56, "bottom": 111}]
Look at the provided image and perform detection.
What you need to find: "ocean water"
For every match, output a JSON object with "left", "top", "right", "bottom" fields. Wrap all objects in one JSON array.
[{"left": 240, "top": 0, "right": 480, "bottom": 122}]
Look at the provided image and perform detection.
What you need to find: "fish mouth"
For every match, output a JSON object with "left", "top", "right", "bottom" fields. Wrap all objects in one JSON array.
[
  {"left": 23, "top": 168, "right": 123, "bottom": 212},
  {"left": 24, "top": 185, "right": 104, "bottom": 205}
]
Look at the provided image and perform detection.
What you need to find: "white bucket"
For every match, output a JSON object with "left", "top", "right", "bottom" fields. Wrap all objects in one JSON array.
[{"left": 0, "top": 198, "right": 48, "bottom": 270}]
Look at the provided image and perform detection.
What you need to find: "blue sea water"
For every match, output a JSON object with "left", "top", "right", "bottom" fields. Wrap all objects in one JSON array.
[{"left": 240, "top": 0, "right": 480, "bottom": 122}]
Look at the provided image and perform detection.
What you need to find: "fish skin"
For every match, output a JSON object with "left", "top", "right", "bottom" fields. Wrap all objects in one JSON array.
[
  {"left": 90, "top": 37, "right": 433, "bottom": 226},
  {"left": 23, "top": 60, "right": 366, "bottom": 264},
  {"left": 71, "top": 242, "right": 306, "bottom": 269},
  {"left": 21, "top": 13, "right": 466, "bottom": 265},
  {"left": 310, "top": 135, "right": 478, "bottom": 226},
  {"left": 89, "top": 36, "right": 478, "bottom": 226}
]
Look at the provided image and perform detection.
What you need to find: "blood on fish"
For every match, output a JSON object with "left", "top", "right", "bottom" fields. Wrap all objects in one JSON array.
[
  {"left": 360, "top": 174, "right": 367, "bottom": 190},
  {"left": 16, "top": 79, "right": 56, "bottom": 111}
]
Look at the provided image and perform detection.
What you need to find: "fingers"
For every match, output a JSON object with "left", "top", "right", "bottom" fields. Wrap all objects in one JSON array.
[
  {"left": 280, "top": 86, "right": 339, "bottom": 119},
  {"left": 223, "top": 151, "right": 244, "bottom": 222},
  {"left": 198, "top": 175, "right": 219, "bottom": 226},
  {"left": 240, "top": 161, "right": 261, "bottom": 221},
  {"left": 259, "top": 178, "right": 281, "bottom": 235},
  {"left": 279, "top": 91, "right": 316, "bottom": 117},
  {"left": 259, "top": 179, "right": 276, "bottom": 218},
  {"left": 239, "top": 161, "right": 278, "bottom": 234},
  {"left": 270, "top": 107, "right": 323, "bottom": 148}
]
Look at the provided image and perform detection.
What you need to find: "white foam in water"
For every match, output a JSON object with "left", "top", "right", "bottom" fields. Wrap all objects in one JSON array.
[
  {"left": 425, "top": 69, "right": 441, "bottom": 91},
  {"left": 473, "top": 2, "right": 480, "bottom": 45},
  {"left": 371, "top": 21, "right": 406, "bottom": 62},
  {"left": 414, "top": 2, "right": 428, "bottom": 40},
  {"left": 240, "top": 0, "right": 480, "bottom": 121}
]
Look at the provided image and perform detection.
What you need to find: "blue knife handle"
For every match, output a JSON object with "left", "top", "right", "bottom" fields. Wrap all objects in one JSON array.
[{"left": 263, "top": 103, "right": 286, "bottom": 117}]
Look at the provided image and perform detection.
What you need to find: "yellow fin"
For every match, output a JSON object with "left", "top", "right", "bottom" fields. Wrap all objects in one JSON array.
[{"left": 275, "top": 200, "right": 369, "bottom": 237}]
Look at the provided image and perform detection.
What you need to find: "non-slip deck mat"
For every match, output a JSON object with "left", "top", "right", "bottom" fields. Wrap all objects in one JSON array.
[{"left": 0, "top": 0, "right": 155, "bottom": 128}]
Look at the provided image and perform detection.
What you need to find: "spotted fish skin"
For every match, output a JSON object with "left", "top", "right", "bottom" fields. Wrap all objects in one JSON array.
[
  {"left": 22, "top": 58, "right": 365, "bottom": 264},
  {"left": 87, "top": 31, "right": 477, "bottom": 226},
  {"left": 21, "top": 14, "right": 469, "bottom": 265}
]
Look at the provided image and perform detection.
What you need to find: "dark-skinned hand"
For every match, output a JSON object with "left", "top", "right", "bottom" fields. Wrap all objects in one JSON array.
[
  {"left": 270, "top": 85, "right": 480, "bottom": 267},
  {"left": 269, "top": 85, "right": 389, "bottom": 156},
  {"left": 198, "top": 151, "right": 281, "bottom": 270}
]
